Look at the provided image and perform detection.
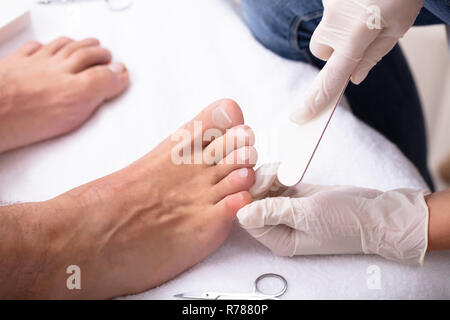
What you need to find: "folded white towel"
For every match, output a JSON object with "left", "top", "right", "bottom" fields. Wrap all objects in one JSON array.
[{"left": 0, "top": 0, "right": 448, "bottom": 299}]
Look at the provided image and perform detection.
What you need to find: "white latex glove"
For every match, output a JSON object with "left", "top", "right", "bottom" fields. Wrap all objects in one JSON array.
[
  {"left": 238, "top": 164, "right": 430, "bottom": 265},
  {"left": 291, "top": 0, "right": 424, "bottom": 124}
]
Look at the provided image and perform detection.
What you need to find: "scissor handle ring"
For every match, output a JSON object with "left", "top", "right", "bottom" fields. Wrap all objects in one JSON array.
[{"left": 254, "top": 273, "right": 288, "bottom": 298}]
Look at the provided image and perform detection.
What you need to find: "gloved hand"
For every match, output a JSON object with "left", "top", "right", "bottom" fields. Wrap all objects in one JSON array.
[
  {"left": 291, "top": 0, "right": 424, "bottom": 124},
  {"left": 237, "top": 164, "right": 430, "bottom": 265}
]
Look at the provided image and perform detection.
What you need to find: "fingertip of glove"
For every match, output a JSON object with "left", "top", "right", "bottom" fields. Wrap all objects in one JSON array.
[
  {"left": 236, "top": 201, "right": 262, "bottom": 228},
  {"left": 236, "top": 203, "right": 250, "bottom": 224},
  {"left": 351, "top": 69, "right": 369, "bottom": 85},
  {"left": 290, "top": 107, "right": 313, "bottom": 125}
]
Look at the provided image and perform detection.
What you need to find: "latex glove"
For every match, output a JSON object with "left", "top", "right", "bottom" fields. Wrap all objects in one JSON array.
[
  {"left": 238, "top": 164, "right": 430, "bottom": 265},
  {"left": 291, "top": 0, "right": 424, "bottom": 124}
]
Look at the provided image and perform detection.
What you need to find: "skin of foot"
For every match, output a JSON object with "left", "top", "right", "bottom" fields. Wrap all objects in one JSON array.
[
  {"left": 0, "top": 99, "right": 257, "bottom": 299},
  {"left": 0, "top": 37, "right": 129, "bottom": 153}
]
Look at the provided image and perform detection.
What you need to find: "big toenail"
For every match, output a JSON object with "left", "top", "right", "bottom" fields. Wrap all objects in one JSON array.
[
  {"left": 212, "top": 106, "right": 232, "bottom": 129},
  {"left": 108, "top": 62, "right": 125, "bottom": 74},
  {"left": 237, "top": 168, "right": 249, "bottom": 178}
]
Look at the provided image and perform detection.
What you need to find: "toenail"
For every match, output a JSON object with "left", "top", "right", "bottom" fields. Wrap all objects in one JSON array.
[
  {"left": 212, "top": 106, "right": 232, "bottom": 129},
  {"left": 108, "top": 62, "right": 125, "bottom": 74},
  {"left": 236, "top": 127, "right": 254, "bottom": 145},
  {"left": 238, "top": 148, "right": 250, "bottom": 163},
  {"left": 237, "top": 168, "right": 249, "bottom": 178}
]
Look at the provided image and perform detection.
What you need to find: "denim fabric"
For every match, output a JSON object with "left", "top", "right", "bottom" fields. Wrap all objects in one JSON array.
[
  {"left": 415, "top": 5, "right": 446, "bottom": 25},
  {"left": 241, "top": 0, "right": 444, "bottom": 191},
  {"left": 423, "top": 0, "right": 450, "bottom": 24}
]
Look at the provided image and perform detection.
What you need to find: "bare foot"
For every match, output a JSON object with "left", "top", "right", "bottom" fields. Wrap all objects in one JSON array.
[
  {"left": 35, "top": 99, "right": 257, "bottom": 299},
  {"left": 0, "top": 37, "right": 129, "bottom": 153}
]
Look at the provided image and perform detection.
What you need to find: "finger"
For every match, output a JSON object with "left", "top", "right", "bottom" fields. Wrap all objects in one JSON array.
[
  {"left": 237, "top": 197, "right": 305, "bottom": 230},
  {"left": 245, "top": 225, "right": 297, "bottom": 257},
  {"left": 351, "top": 35, "right": 398, "bottom": 84},
  {"left": 249, "top": 163, "right": 281, "bottom": 200},
  {"left": 309, "top": 22, "right": 334, "bottom": 61}
]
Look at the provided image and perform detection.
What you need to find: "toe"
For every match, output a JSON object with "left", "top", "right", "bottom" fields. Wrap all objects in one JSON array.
[
  {"left": 16, "top": 41, "right": 42, "bottom": 56},
  {"left": 57, "top": 38, "right": 101, "bottom": 58},
  {"left": 172, "top": 99, "right": 244, "bottom": 145},
  {"left": 41, "top": 37, "right": 73, "bottom": 55},
  {"left": 78, "top": 62, "right": 129, "bottom": 104},
  {"left": 203, "top": 125, "right": 255, "bottom": 165},
  {"left": 166, "top": 99, "right": 245, "bottom": 164},
  {"left": 212, "top": 168, "right": 255, "bottom": 203},
  {"left": 212, "top": 146, "right": 258, "bottom": 181},
  {"left": 67, "top": 46, "right": 112, "bottom": 73},
  {"left": 215, "top": 191, "right": 253, "bottom": 221}
]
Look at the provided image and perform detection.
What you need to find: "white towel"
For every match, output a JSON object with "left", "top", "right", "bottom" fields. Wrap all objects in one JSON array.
[{"left": 0, "top": 0, "right": 448, "bottom": 299}]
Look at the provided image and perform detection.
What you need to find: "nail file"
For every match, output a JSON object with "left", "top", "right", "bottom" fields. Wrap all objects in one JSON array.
[
  {"left": 277, "top": 81, "right": 349, "bottom": 187},
  {"left": 0, "top": 2, "right": 31, "bottom": 45}
]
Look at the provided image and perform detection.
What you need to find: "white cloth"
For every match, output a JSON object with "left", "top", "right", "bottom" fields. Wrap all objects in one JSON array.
[{"left": 0, "top": 0, "right": 449, "bottom": 299}]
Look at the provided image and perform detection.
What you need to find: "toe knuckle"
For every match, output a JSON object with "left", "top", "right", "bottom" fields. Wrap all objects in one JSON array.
[
  {"left": 72, "top": 49, "right": 89, "bottom": 62},
  {"left": 79, "top": 72, "right": 98, "bottom": 88},
  {"left": 82, "top": 69, "right": 108, "bottom": 86}
]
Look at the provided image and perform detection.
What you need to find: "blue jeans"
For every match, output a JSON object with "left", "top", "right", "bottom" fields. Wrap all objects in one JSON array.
[{"left": 241, "top": 0, "right": 449, "bottom": 191}]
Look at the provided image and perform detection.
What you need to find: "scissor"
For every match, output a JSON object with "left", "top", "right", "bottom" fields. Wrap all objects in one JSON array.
[
  {"left": 36, "top": 0, "right": 134, "bottom": 12},
  {"left": 174, "top": 273, "right": 288, "bottom": 300}
]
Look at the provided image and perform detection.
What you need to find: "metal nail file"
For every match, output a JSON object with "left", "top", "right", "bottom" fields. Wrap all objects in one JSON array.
[{"left": 277, "top": 80, "right": 349, "bottom": 187}]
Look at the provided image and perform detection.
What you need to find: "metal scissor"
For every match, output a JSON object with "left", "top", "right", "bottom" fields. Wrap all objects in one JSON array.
[
  {"left": 36, "top": 0, "right": 134, "bottom": 12},
  {"left": 174, "top": 273, "right": 288, "bottom": 300}
]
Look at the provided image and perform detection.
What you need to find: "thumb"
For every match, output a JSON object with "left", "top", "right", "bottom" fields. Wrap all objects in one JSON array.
[
  {"left": 237, "top": 197, "right": 301, "bottom": 257},
  {"left": 290, "top": 51, "right": 357, "bottom": 124},
  {"left": 244, "top": 225, "right": 298, "bottom": 257},
  {"left": 237, "top": 197, "right": 306, "bottom": 230}
]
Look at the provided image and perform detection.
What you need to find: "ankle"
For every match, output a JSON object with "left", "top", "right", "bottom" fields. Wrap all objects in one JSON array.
[
  {"left": 49, "top": 178, "right": 137, "bottom": 298},
  {"left": 23, "top": 193, "right": 110, "bottom": 299},
  {"left": 0, "top": 200, "right": 72, "bottom": 299}
]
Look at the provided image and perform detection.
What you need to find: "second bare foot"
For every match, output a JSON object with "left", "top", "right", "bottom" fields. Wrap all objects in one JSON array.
[{"left": 0, "top": 37, "right": 129, "bottom": 153}]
